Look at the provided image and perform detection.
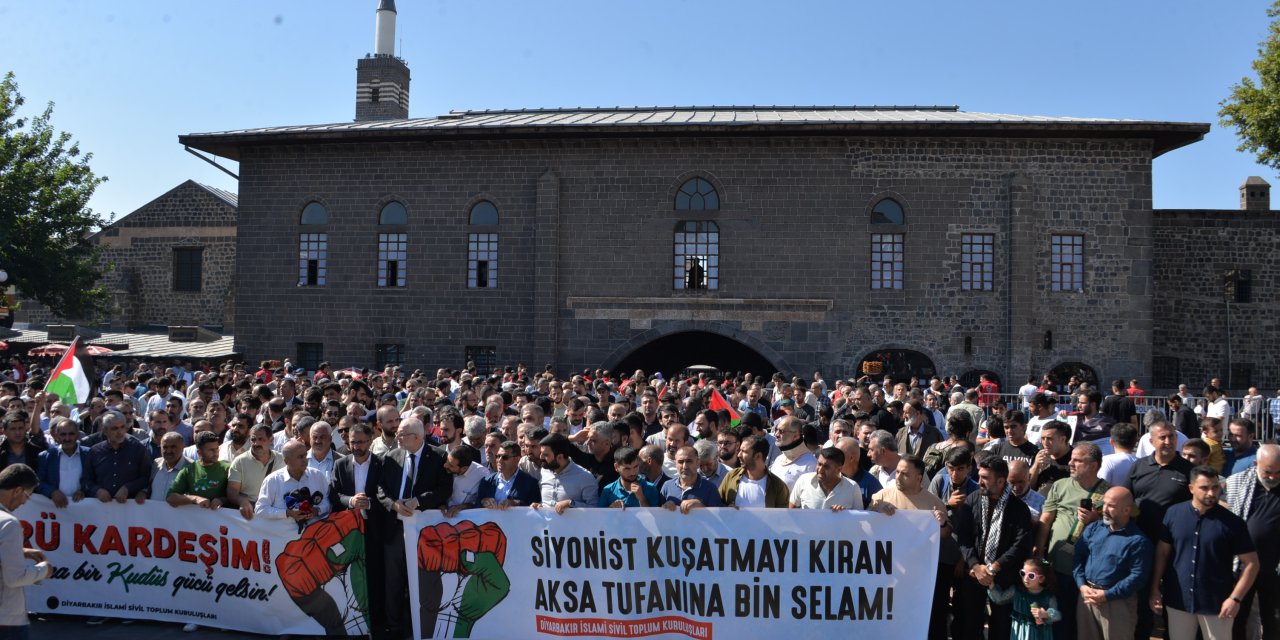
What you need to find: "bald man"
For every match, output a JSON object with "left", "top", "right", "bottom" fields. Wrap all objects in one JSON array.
[
  {"left": 834, "top": 436, "right": 880, "bottom": 508},
  {"left": 1072, "top": 487, "right": 1152, "bottom": 640},
  {"left": 1224, "top": 443, "right": 1280, "bottom": 639}
]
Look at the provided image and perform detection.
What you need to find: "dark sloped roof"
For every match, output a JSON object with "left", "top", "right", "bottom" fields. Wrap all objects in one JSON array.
[
  {"left": 197, "top": 182, "right": 238, "bottom": 208},
  {"left": 180, "top": 105, "right": 1209, "bottom": 160}
]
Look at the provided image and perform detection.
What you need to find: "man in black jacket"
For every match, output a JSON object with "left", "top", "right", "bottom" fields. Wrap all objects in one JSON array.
[
  {"left": 375, "top": 418, "right": 452, "bottom": 639},
  {"left": 954, "top": 455, "right": 1033, "bottom": 640}
]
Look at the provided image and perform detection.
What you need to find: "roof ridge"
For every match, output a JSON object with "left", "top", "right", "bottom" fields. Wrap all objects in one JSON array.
[{"left": 450, "top": 105, "right": 963, "bottom": 116}]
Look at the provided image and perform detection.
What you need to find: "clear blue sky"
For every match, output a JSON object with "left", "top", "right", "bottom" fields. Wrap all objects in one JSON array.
[{"left": 2, "top": 1, "right": 1276, "bottom": 220}]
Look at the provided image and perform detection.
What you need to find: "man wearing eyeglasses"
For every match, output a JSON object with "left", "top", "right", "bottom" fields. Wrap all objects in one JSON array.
[{"left": 479, "top": 441, "right": 538, "bottom": 508}]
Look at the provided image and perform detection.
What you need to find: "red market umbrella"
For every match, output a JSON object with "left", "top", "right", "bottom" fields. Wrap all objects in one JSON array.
[
  {"left": 27, "top": 343, "right": 113, "bottom": 357},
  {"left": 336, "top": 367, "right": 364, "bottom": 380},
  {"left": 0, "top": 342, "right": 7, "bottom": 351}
]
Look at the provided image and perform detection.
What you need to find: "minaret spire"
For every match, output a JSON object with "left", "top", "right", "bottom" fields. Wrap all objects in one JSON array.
[{"left": 355, "top": 0, "right": 410, "bottom": 121}]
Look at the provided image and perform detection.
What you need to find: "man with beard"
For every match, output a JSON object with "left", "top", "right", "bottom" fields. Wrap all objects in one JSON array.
[
  {"left": 219, "top": 412, "right": 252, "bottom": 462},
  {"left": 954, "top": 456, "right": 1032, "bottom": 640},
  {"left": 599, "top": 447, "right": 661, "bottom": 508},
  {"left": 228, "top": 424, "right": 284, "bottom": 520},
  {"left": 370, "top": 405, "right": 400, "bottom": 456},
  {"left": 1224, "top": 444, "right": 1280, "bottom": 639},
  {"left": 769, "top": 416, "right": 817, "bottom": 490},
  {"left": 1124, "top": 420, "right": 1192, "bottom": 640},
  {"left": 662, "top": 445, "right": 722, "bottom": 512},
  {"left": 716, "top": 427, "right": 742, "bottom": 470},
  {"left": 1029, "top": 421, "right": 1073, "bottom": 493},
  {"left": 1151, "top": 466, "right": 1259, "bottom": 640},
  {"left": 579, "top": 421, "right": 620, "bottom": 490},
  {"left": 166, "top": 431, "right": 230, "bottom": 510},
  {"left": 441, "top": 446, "right": 490, "bottom": 517},
  {"left": 533, "top": 433, "right": 598, "bottom": 513},
  {"left": 719, "top": 435, "right": 789, "bottom": 509},
  {"left": 1036, "top": 442, "right": 1108, "bottom": 639},
  {"left": 518, "top": 424, "right": 547, "bottom": 478},
  {"left": 1072, "top": 487, "right": 1152, "bottom": 640}
]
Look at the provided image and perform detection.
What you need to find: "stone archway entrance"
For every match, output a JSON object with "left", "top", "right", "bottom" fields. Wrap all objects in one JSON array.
[{"left": 610, "top": 331, "right": 781, "bottom": 378}]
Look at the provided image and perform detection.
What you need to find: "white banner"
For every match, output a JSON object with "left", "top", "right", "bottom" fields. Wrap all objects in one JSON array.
[
  {"left": 403, "top": 507, "right": 940, "bottom": 640},
  {"left": 16, "top": 496, "right": 370, "bottom": 635}
]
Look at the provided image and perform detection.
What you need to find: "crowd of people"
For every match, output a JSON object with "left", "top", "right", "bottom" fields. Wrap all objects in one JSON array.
[{"left": 0, "top": 356, "right": 1277, "bottom": 640}]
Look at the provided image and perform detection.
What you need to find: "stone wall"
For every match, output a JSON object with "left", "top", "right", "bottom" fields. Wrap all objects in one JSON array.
[
  {"left": 1152, "top": 209, "right": 1280, "bottom": 392},
  {"left": 234, "top": 134, "right": 1155, "bottom": 381},
  {"left": 20, "top": 180, "right": 237, "bottom": 330}
]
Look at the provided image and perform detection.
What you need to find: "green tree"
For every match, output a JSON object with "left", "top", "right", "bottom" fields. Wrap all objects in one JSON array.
[
  {"left": 1220, "top": 2, "right": 1280, "bottom": 170},
  {"left": 0, "top": 71, "right": 108, "bottom": 319}
]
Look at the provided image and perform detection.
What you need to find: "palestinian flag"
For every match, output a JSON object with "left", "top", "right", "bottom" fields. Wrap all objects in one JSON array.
[
  {"left": 45, "top": 338, "right": 91, "bottom": 405},
  {"left": 708, "top": 389, "right": 741, "bottom": 426}
]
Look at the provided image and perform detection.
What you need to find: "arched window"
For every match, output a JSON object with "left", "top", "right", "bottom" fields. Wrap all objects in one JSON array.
[
  {"left": 675, "top": 178, "right": 719, "bottom": 211},
  {"left": 871, "top": 198, "right": 904, "bottom": 225},
  {"left": 300, "top": 202, "right": 328, "bottom": 225},
  {"left": 468, "top": 201, "right": 498, "bottom": 288},
  {"left": 379, "top": 201, "right": 407, "bottom": 225},
  {"left": 298, "top": 202, "right": 327, "bottom": 286},
  {"left": 469, "top": 201, "right": 499, "bottom": 225},
  {"left": 674, "top": 221, "right": 718, "bottom": 290}
]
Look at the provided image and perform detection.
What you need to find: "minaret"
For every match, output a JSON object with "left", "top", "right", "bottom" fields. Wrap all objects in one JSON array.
[{"left": 355, "top": 0, "right": 410, "bottom": 122}]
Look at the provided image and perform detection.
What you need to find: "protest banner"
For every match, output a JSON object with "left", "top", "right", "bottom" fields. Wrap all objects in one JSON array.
[
  {"left": 403, "top": 507, "right": 940, "bottom": 639},
  {"left": 15, "top": 495, "right": 369, "bottom": 636}
]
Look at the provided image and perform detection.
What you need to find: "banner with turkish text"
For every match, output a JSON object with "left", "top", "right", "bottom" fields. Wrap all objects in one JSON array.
[
  {"left": 17, "top": 496, "right": 369, "bottom": 635},
  {"left": 403, "top": 507, "right": 939, "bottom": 639}
]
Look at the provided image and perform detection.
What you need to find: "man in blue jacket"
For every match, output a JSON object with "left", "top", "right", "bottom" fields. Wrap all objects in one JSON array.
[
  {"left": 478, "top": 441, "right": 539, "bottom": 508},
  {"left": 37, "top": 418, "right": 90, "bottom": 507}
]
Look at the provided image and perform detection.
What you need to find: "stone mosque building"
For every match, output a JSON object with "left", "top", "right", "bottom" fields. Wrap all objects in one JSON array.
[{"left": 175, "top": 0, "right": 1280, "bottom": 390}]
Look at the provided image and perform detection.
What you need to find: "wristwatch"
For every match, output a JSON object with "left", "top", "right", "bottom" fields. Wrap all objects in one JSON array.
[{"left": 1232, "top": 596, "right": 1243, "bottom": 604}]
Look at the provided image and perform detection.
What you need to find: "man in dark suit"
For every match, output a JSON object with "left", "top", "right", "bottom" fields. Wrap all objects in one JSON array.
[
  {"left": 375, "top": 418, "right": 451, "bottom": 639},
  {"left": 37, "top": 417, "right": 91, "bottom": 506},
  {"left": 478, "top": 441, "right": 539, "bottom": 508},
  {"left": 328, "top": 422, "right": 385, "bottom": 633}
]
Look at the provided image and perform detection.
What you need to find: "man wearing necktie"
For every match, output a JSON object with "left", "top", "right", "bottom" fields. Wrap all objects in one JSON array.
[{"left": 376, "top": 418, "right": 452, "bottom": 639}]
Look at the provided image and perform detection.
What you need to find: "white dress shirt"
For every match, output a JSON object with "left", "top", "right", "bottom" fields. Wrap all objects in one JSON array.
[
  {"left": 255, "top": 467, "right": 331, "bottom": 520},
  {"left": 58, "top": 447, "right": 84, "bottom": 497}
]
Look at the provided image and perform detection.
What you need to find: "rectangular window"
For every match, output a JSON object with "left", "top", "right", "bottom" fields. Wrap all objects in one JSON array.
[
  {"left": 960, "top": 234, "right": 994, "bottom": 291},
  {"left": 1051, "top": 234, "right": 1084, "bottom": 292},
  {"left": 468, "top": 233, "right": 498, "bottom": 288},
  {"left": 297, "top": 343, "right": 324, "bottom": 372},
  {"left": 870, "top": 233, "right": 904, "bottom": 290},
  {"left": 299, "top": 233, "right": 328, "bottom": 286},
  {"left": 673, "top": 221, "right": 719, "bottom": 290},
  {"left": 1231, "top": 363, "right": 1254, "bottom": 390},
  {"left": 1153, "top": 356, "right": 1181, "bottom": 389},
  {"left": 173, "top": 247, "right": 203, "bottom": 292},
  {"left": 375, "top": 344, "right": 404, "bottom": 369},
  {"left": 465, "top": 346, "right": 497, "bottom": 373},
  {"left": 378, "top": 233, "right": 407, "bottom": 287}
]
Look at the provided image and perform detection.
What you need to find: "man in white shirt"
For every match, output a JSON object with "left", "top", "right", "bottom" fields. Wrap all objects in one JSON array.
[
  {"left": 789, "top": 447, "right": 863, "bottom": 511},
  {"left": 442, "top": 446, "right": 489, "bottom": 516},
  {"left": 219, "top": 413, "right": 252, "bottom": 463},
  {"left": 769, "top": 416, "right": 817, "bottom": 490},
  {"left": 36, "top": 418, "right": 89, "bottom": 507},
  {"left": 1017, "top": 377, "right": 1039, "bottom": 411},
  {"left": 307, "top": 421, "right": 338, "bottom": 483},
  {"left": 1025, "top": 392, "right": 1059, "bottom": 446},
  {"left": 1099, "top": 423, "right": 1140, "bottom": 486},
  {"left": 150, "top": 432, "right": 189, "bottom": 500},
  {"left": 255, "top": 440, "right": 330, "bottom": 525}
]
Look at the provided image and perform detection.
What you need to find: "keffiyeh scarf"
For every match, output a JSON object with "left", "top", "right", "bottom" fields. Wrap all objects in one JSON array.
[{"left": 979, "top": 485, "right": 1012, "bottom": 564}]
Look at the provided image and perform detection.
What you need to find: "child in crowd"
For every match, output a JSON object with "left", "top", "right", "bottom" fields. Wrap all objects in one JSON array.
[{"left": 989, "top": 558, "right": 1061, "bottom": 640}]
